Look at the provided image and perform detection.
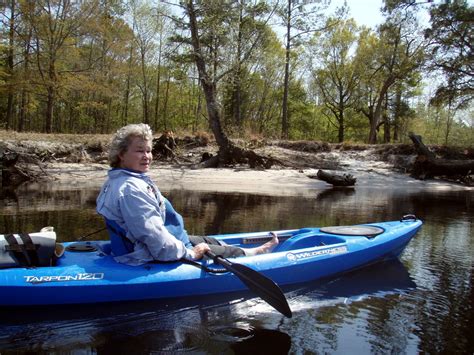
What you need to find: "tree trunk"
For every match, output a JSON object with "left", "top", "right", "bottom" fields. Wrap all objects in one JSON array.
[
  {"left": 163, "top": 74, "right": 170, "bottom": 131},
  {"left": 367, "top": 71, "right": 395, "bottom": 143},
  {"left": 19, "top": 27, "right": 32, "bottom": 132},
  {"left": 281, "top": 0, "right": 292, "bottom": 139},
  {"left": 5, "top": 0, "right": 16, "bottom": 131},
  {"left": 383, "top": 93, "right": 390, "bottom": 143},
  {"left": 393, "top": 88, "right": 402, "bottom": 142},
  {"left": 409, "top": 133, "right": 474, "bottom": 182},
  {"left": 154, "top": 33, "right": 163, "bottom": 130},
  {"left": 140, "top": 50, "right": 149, "bottom": 125},
  {"left": 186, "top": 1, "right": 229, "bottom": 149},
  {"left": 444, "top": 98, "right": 454, "bottom": 145},
  {"left": 337, "top": 109, "right": 344, "bottom": 143},
  {"left": 45, "top": 86, "right": 54, "bottom": 133},
  {"left": 184, "top": 1, "right": 275, "bottom": 169},
  {"left": 232, "top": 2, "right": 244, "bottom": 128},
  {"left": 122, "top": 42, "right": 134, "bottom": 126}
]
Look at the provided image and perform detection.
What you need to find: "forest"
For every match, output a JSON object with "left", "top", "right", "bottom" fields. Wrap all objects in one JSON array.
[{"left": 0, "top": 0, "right": 472, "bottom": 147}]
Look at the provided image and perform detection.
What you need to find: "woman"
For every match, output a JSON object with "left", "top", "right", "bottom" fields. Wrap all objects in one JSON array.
[{"left": 96, "top": 124, "right": 278, "bottom": 266}]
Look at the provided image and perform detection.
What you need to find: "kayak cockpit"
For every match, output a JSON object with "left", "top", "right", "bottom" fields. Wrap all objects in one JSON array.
[
  {"left": 218, "top": 225, "right": 385, "bottom": 253},
  {"left": 237, "top": 232, "right": 347, "bottom": 252}
]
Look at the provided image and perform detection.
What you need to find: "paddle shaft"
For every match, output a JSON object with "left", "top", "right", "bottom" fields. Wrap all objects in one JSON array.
[
  {"left": 77, "top": 227, "right": 107, "bottom": 241},
  {"left": 206, "top": 251, "right": 292, "bottom": 318}
]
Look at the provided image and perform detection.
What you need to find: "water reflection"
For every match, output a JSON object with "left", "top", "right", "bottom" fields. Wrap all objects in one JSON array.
[
  {"left": 94, "top": 326, "right": 291, "bottom": 355},
  {"left": 402, "top": 218, "right": 474, "bottom": 354},
  {"left": 282, "top": 260, "right": 419, "bottom": 354},
  {"left": 0, "top": 182, "right": 473, "bottom": 354},
  {"left": 1, "top": 183, "right": 472, "bottom": 237},
  {"left": 289, "top": 259, "right": 416, "bottom": 302},
  {"left": 315, "top": 186, "right": 355, "bottom": 202}
]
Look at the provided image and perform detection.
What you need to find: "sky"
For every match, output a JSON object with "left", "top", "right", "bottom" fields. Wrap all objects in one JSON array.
[
  {"left": 330, "top": 0, "right": 386, "bottom": 28},
  {"left": 327, "top": 0, "right": 434, "bottom": 29}
]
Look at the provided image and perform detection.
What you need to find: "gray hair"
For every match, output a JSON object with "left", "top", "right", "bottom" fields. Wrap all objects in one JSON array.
[{"left": 109, "top": 123, "right": 153, "bottom": 168}]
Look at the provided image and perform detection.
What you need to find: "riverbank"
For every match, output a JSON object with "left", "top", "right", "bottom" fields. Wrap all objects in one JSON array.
[
  {"left": 1, "top": 131, "right": 473, "bottom": 193},
  {"left": 44, "top": 160, "right": 472, "bottom": 198}
]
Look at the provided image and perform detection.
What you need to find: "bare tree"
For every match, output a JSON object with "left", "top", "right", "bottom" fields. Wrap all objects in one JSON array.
[{"left": 182, "top": 1, "right": 275, "bottom": 168}]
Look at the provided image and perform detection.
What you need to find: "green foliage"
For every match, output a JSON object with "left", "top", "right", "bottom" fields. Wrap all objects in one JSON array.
[
  {"left": 0, "top": 0, "right": 470, "bottom": 148},
  {"left": 412, "top": 101, "right": 474, "bottom": 147},
  {"left": 309, "top": 16, "right": 360, "bottom": 142},
  {"left": 287, "top": 80, "right": 316, "bottom": 140},
  {"left": 425, "top": 0, "right": 473, "bottom": 109}
]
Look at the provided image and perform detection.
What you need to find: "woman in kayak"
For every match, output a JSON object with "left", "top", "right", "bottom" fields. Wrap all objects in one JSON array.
[{"left": 96, "top": 123, "right": 278, "bottom": 265}]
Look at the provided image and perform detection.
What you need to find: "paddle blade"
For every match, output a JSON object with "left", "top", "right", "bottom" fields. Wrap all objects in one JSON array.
[{"left": 209, "top": 253, "right": 291, "bottom": 318}]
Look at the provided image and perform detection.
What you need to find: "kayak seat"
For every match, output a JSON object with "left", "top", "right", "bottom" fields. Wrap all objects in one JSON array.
[
  {"left": 274, "top": 232, "right": 345, "bottom": 252},
  {"left": 104, "top": 219, "right": 134, "bottom": 257}
]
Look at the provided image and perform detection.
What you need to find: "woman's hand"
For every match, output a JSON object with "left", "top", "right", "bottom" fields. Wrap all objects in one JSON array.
[{"left": 192, "top": 242, "right": 211, "bottom": 260}]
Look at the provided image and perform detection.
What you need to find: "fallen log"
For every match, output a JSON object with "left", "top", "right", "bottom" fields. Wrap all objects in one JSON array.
[
  {"left": 409, "top": 133, "right": 474, "bottom": 182},
  {"left": 308, "top": 169, "right": 356, "bottom": 187}
]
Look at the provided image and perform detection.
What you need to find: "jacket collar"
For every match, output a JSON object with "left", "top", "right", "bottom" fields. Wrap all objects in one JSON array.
[{"left": 108, "top": 168, "right": 148, "bottom": 179}]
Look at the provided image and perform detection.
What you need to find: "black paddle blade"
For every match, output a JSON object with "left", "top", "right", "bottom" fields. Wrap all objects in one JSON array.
[
  {"left": 208, "top": 253, "right": 292, "bottom": 318},
  {"left": 230, "top": 262, "right": 292, "bottom": 318}
]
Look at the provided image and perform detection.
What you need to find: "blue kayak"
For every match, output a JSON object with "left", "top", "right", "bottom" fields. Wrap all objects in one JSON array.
[{"left": 0, "top": 216, "right": 422, "bottom": 307}]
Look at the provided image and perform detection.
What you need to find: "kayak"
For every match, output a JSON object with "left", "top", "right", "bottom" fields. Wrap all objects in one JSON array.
[{"left": 0, "top": 216, "right": 422, "bottom": 307}]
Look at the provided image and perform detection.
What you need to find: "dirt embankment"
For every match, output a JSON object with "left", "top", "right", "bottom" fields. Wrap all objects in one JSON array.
[{"left": 1, "top": 131, "right": 473, "bottom": 189}]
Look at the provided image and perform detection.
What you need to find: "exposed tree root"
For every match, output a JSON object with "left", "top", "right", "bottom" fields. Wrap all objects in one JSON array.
[
  {"left": 409, "top": 133, "right": 474, "bottom": 184},
  {"left": 194, "top": 143, "right": 280, "bottom": 169}
]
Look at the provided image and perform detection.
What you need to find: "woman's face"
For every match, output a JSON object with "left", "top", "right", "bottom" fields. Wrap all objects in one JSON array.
[{"left": 119, "top": 136, "right": 152, "bottom": 173}]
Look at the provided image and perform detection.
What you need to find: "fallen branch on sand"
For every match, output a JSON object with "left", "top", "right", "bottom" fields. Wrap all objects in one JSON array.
[{"left": 308, "top": 169, "right": 356, "bottom": 187}]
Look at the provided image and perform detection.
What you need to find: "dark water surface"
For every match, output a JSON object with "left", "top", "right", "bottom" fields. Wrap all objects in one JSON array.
[{"left": 0, "top": 182, "right": 473, "bottom": 354}]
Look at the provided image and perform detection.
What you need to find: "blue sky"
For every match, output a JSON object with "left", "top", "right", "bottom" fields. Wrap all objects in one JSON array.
[
  {"left": 328, "top": 0, "right": 433, "bottom": 28},
  {"left": 331, "top": 0, "right": 386, "bottom": 28}
]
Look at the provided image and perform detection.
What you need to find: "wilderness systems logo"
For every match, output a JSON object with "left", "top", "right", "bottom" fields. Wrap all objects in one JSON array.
[
  {"left": 24, "top": 273, "right": 104, "bottom": 284},
  {"left": 286, "top": 246, "right": 348, "bottom": 262}
]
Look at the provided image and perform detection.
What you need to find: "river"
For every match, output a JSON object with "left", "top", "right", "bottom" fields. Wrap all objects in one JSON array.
[{"left": 0, "top": 176, "right": 473, "bottom": 354}]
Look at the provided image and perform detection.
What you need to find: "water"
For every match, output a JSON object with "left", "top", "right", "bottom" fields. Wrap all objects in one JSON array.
[{"left": 0, "top": 181, "right": 473, "bottom": 354}]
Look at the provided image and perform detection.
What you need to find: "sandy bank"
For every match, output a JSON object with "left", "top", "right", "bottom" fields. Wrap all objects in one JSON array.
[{"left": 45, "top": 161, "right": 473, "bottom": 197}]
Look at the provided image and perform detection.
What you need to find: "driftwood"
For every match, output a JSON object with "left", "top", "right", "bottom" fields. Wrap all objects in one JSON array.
[
  {"left": 0, "top": 148, "right": 48, "bottom": 188},
  {"left": 409, "top": 133, "right": 474, "bottom": 182},
  {"left": 308, "top": 169, "right": 356, "bottom": 187}
]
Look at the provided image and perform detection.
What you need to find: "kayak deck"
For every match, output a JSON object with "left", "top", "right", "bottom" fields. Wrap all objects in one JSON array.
[{"left": 0, "top": 218, "right": 422, "bottom": 306}]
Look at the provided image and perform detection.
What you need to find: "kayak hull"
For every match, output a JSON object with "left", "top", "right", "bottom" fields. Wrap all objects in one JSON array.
[{"left": 0, "top": 218, "right": 422, "bottom": 306}]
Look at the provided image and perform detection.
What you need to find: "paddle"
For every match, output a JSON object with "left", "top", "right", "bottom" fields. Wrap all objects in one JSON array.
[
  {"left": 206, "top": 250, "right": 292, "bottom": 318},
  {"left": 77, "top": 227, "right": 107, "bottom": 241}
]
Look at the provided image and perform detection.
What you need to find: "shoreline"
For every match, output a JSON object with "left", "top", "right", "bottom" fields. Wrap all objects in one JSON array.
[
  {"left": 43, "top": 162, "right": 473, "bottom": 197},
  {"left": 3, "top": 134, "right": 472, "bottom": 193}
]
